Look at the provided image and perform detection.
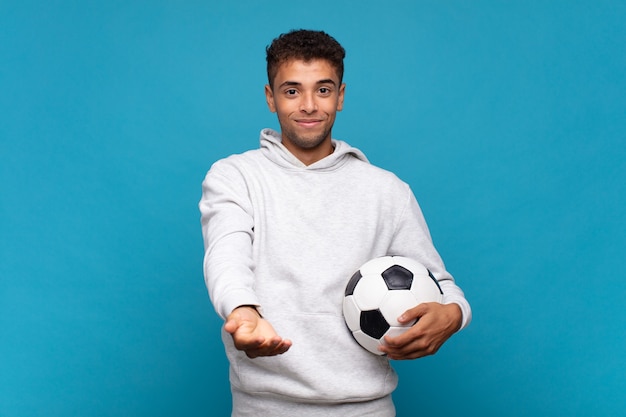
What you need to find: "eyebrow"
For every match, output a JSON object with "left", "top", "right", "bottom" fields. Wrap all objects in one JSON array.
[{"left": 278, "top": 79, "right": 337, "bottom": 89}]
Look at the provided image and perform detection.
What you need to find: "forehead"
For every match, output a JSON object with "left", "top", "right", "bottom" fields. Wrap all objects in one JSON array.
[{"left": 273, "top": 59, "right": 340, "bottom": 85}]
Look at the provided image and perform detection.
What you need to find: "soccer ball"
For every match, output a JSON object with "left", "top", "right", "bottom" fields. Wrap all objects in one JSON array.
[{"left": 343, "top": 256, "right": 443, "bottom": 355}]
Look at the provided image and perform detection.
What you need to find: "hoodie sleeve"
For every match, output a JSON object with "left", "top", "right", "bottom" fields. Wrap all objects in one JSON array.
[
  {"left": 199, "top": 159, "right": 260, "bottom": 319},
  {"left": 388, "top": 186, "right": 472, "bottom": 330}
]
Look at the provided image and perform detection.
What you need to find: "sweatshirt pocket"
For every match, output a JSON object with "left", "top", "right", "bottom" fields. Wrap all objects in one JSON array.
[{"left": 228, "top": 312, "right": 397, "bottom": 402}]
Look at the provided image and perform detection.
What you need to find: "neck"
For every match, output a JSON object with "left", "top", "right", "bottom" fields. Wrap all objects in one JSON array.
[{"left": 282, "top": 138, "right": 334, "bottom": 166}]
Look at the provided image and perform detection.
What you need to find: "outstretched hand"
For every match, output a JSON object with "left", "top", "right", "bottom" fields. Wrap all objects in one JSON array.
[
  {"left": 379, "top": 302, "right": 462, "bottom": 360},
  {"left": 224, "top": 306, "right": 292, "bottom": 358}
]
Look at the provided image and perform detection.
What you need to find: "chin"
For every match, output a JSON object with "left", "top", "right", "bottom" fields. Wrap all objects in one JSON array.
[{"left": 284, "top": 131, "right": 329, "bottom": 149}]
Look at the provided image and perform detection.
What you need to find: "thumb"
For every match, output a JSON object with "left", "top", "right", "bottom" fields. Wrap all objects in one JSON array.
[{"left": 224, "top": 312, "right": 243, "bottom": 334}]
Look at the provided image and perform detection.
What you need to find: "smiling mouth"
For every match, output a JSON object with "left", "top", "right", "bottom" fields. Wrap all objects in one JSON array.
[{"left": 296, "top": 119, "right": 323, "bottom": 127}]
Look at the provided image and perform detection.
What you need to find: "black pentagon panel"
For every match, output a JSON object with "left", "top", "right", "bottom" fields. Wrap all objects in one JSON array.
[
  {"left": 382, "top": 265, "right": 413, "bottom": 290},
  {"left": 360, "top": 309, "right": 390, "bottom": 339},
  {"left": 427, "top": 269, "right": 444, "bottom": 295},
  {"left": 345, "top": 270, "right": 362, "bottom": 296}
]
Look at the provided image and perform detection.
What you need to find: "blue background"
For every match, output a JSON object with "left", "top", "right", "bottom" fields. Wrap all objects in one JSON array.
[{"left": 2, "top": 1, "right": 625, "bottom": 416}]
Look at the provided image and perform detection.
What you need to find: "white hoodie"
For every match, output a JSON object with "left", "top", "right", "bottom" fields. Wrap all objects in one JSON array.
[{"left": 199, "top": 129, "right": 471, "bottom": 416}]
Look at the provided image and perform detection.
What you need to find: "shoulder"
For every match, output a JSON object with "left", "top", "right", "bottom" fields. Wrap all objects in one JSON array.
[
  {"left": 200, "top": 151, "right": 268, "bottom": 200},
  {"left": 336, "top": 141, "right": 408, "bottom": 187},
  {"left": 350, "top": 157, "right": 411, "bottom": 192},
  {"left": 205, "top": 149, "right": 264, "bottom": 178}
]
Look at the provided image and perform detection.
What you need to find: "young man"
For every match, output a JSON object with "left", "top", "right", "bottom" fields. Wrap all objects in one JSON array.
[{"left": 199, "top": 29, "right": 471, "bottom": 417}]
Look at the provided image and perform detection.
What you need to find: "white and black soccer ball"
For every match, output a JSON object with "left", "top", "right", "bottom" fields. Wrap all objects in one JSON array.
[{"left": 343, "top": 256, "right": 444, "bottom": 355}]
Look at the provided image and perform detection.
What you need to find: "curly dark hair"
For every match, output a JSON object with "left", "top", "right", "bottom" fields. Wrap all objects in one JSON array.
[{"left": 266, "top": 29, "right": 346, "bottom": 88}]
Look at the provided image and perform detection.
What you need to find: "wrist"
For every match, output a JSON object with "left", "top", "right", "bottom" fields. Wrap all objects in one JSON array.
[
  {"left": 236, "top": 304, "right": 263, "bottom": 318},
  {"left": 445, "top": 303, "right": 463, "bottom": 332}
]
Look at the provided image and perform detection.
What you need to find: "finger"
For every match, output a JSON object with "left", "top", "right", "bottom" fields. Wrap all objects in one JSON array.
[
  {"left": 224, "top": 318, "right": 238, "bottom": 334},
  {"left": 262, "top": 337, "right": 291, "bottom": 353},
  {"left": 246, "top": 338, "right": 292, "bottom": 358},
  {"left": 232, "top": 334, "right": 267, "bottom": 351},
  {"left": 272, "top": 338, "right": 292, "bottom": 355},
  {"left": 224, "top": 311, "right": 247, "bottom": 334},
  {"left": 386, "top": 350, "right": 424, "bottom": 361},
  {"left": 398, "top": 302, "right": 430, "bottom": 324},
  {"left": 385, "top": 336, "right": 443, "bottom": 360},
  {"left": 384, "top": 322, "right": 426, "bottom": 348},
  {"left": 381, "top": 327, "right": 425, "bottom": 355},
  {"left": 381, "top": 344, "right": 423, "bottom": 360}
]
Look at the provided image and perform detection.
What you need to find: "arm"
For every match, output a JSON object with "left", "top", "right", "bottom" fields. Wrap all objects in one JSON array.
[
  {"left": 200, "top": 162, "right": 258, "bottom": 319},
  {"left": 200, "top": 161, "right": 291, "bottom": 356},
  {"left": 382, "top": 187, "right": 471, "bottom": 359}
]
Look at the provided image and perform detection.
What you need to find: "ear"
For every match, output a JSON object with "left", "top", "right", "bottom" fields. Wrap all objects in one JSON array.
[
  {"left": 265, "top": 84, "right": 276, "bottom": 113},
  {"left": 337, "top": 83, "right": 346, "bottom": 112}
]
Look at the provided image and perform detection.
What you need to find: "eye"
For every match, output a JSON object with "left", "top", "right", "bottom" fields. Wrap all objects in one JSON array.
[
  {"left": 319, "top": 87, "right": 332, "bottom": 95},
  {"left": 285, "top": 89, "right": 298, "bottom": 96}
]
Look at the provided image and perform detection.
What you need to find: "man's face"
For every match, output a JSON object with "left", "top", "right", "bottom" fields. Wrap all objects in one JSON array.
[{"left": 265, "top": 59, "right": 345, "bottom": 164}]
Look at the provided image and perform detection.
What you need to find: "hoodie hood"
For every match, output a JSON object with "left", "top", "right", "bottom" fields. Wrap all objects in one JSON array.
[{"left": 259, "top": 128, "right": 369, "bottom": 171}]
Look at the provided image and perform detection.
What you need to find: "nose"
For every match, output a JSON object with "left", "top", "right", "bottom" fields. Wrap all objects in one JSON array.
[{"left": 299, "top": 92, "right": 317, "bottom": 113}]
